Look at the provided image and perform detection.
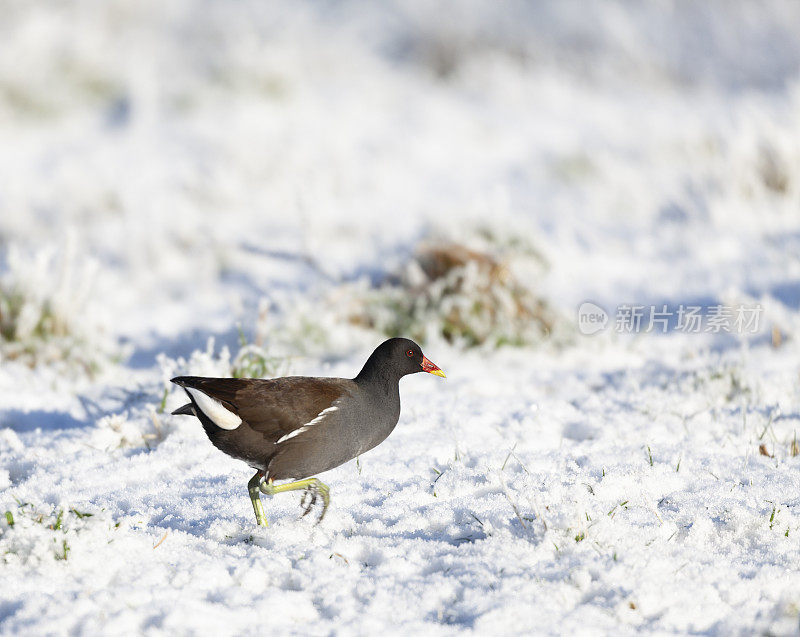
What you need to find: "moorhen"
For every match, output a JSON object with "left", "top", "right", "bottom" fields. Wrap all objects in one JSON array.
[{"left": 171, "top": 337, "right": 445, "bottom": 525}]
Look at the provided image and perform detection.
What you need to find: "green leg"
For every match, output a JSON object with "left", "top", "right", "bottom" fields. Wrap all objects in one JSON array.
[
  {"left": 259, "top": 477, "right": 331, "bottom": 524},
  {"left": 248, "top": 471, "right": 269, "bottom": 527}
]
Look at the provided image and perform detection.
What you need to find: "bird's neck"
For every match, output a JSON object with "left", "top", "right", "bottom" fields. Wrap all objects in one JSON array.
[{"left": 354, "top": 364, "right": 401, "bottom": 399}]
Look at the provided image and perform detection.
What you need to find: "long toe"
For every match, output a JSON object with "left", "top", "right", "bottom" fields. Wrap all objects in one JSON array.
[
  {"left": 315, "top": 485, "right": 330, "bottom": 524},
  {"left": 301, "top": 488, "right": 317, "bottom": 517}
]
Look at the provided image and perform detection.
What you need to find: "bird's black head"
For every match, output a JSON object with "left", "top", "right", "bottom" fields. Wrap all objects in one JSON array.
[{"left": 355, "top": 337, "right": 445, "bottom": 383}]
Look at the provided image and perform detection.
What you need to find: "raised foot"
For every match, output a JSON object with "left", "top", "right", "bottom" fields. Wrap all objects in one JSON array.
[
  {"left": 259, "top": 476, "right": 330, "bottom": 524},
  {"left": 300, "top": 482, "right": 331, "bottom": 522}
]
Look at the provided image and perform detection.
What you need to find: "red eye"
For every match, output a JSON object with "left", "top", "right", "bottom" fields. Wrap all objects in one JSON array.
[{"left": 406, "top": 349, "right": 414, "bottom": 358}]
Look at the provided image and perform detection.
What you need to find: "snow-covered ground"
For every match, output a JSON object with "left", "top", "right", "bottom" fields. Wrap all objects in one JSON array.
[{"left": 2, "top": 2, "right": 800, "bottom": 634}]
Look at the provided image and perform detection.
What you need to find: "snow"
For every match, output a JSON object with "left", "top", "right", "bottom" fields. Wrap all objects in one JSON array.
[{"left": 2, "top": 1, "right": 800, "bottom": 634}]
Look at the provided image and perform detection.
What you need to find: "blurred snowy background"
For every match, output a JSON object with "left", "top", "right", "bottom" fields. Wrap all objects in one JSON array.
[{"left": 2, "top": 1, "right": 800, "bottom": 634}]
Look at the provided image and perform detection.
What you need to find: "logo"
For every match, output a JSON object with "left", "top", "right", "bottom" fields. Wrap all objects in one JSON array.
[{"left": 577, "top": 302, "right": 608, "bottom": 335}]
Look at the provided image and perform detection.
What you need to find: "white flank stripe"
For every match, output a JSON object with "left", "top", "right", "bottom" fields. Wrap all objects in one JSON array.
[
  {"left": 186, "top": 387, "right": 242, "bottom": 430},
  {"left": 277, "top": 404, "right": 339, "bottom": 444}
]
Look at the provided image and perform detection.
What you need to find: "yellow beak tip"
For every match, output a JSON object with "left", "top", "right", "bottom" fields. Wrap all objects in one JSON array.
[{"left": 429, "top": 369, "right": 446, "bottom": 378}]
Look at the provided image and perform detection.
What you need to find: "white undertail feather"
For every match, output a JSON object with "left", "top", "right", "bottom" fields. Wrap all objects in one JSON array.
[
  {"left": 277, "top": 404, "right": 340, "bottom": 443},
  {"left": 186, "top": 387, "right": 242, "bottom": 430}
]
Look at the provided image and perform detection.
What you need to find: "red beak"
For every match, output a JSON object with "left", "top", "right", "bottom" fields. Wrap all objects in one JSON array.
[{"left": 421, "top": 355, "right": 446, "bottom": 378}]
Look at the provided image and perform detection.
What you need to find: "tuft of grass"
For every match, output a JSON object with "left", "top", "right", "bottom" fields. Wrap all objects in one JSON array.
[
  {"left": 0, "top": 243, "right": 118, "bottom": 374},
  {"left": 769, "top": 505, "right": 778, "bottom": 530},
  {"left": 51, "top": 509, "right": 64, "bottom": 531},
  {"left": 157, "top": 387, "right": 169, "bottom": 414},
  {"left": 574, "top": 532, "right": 585, "bottom": 543},
  {"left": 0, "top": 283, "right": 85, "bottom": 368},
  {"left": 646, "top": 445, "right": 654, "bottom": 466},
  {"left": 1, "top": 504, "right": 100, "bottom": 562},
  {"left": 690, "top": 363, "right": 754, "bottom": 405},
  {"left": 341, "top": 230, "right": 570, "bottom": 349},
  {"left": 607, "top": 501, "right": 629, "bottom": 519},
  {"left": 56, "top": 539, "right": 70, "bottom": 561},
  {"left": 230, "top": 309, "right": 288, "bottom": 379},
  {"left": 92, "top": 412, "right": 166, "bottom": 451},
  {"left": 231, "top": 344, "right": 285, "bottom": 379},
  {"left": 162, "top": 307, "right": 288, "bottom": 418}
]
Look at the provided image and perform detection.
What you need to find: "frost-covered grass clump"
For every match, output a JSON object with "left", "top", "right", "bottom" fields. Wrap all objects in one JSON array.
[
  {"left": 229, "top": 303, "right": 289, "bottom": 379},
  {"left": 265, "top": 228, "right": 572, "bottom": 353},
  {"left": 342, "top": 230, "right": 571, "bottom": 348},
  {"left": 0, "top": 243, "right": 118, "bottom": 375},
  {"left": 159, "top": 312, "right": 289, "bottom": 385},
  {"left": 0, "top": 503, "right": 102, "bottom": 565},
  {"left": 91, "top": 411, "right": 168, "bottom": 452}
]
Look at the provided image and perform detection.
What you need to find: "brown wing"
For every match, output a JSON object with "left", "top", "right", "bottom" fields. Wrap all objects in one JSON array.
[{"left": 171, "top": 375, "right": 352, "bottom": 442}]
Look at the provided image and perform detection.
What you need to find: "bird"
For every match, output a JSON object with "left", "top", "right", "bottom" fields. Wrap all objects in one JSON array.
[{"left": 170, "top": 337, "right": 445, "bottom": 526}]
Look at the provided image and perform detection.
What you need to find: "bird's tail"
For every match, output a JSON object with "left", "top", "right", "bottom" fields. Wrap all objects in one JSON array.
[{"left": 171, "top": 403, "right": 195, "bottom": 416}]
